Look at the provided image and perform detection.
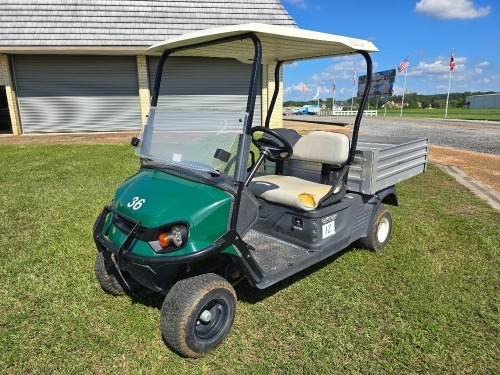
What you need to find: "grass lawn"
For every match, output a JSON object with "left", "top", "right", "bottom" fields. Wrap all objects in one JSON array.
[
  {"left": 379, "top": 108, "right": 500, "bottom": 121},
  {"left": 0, "top": 144, "right": 498, "bottom": 374}
]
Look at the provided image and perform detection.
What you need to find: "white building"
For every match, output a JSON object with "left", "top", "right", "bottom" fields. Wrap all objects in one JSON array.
[
  {"left": 465, "top": 93, "right": 500, "bottom": 109},
  {"left": 0, "top": 0, "right": 296, "bottom": 135}
]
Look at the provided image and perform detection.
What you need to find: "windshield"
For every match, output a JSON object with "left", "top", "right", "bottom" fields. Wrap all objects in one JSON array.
[{"left": 137, "top": 100, "right": 246, "bottom": 173}]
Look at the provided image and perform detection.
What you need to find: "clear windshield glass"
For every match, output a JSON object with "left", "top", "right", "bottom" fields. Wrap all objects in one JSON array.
[{"left": 137, "top": 101, "right": 246, "bottom": 173}]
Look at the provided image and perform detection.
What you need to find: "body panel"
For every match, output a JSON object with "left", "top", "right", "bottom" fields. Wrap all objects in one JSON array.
[{"left": 106, "top": 168, "right": 233, "bottom": 258}]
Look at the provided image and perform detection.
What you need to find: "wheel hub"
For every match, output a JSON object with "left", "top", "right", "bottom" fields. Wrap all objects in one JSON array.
[
  {"left": 194, "top": 299, "right": 228, "bottom": 341},
  {"left": 199, "top": 310, "right": 212, "bottom": 323},
  {"left": 377, "top": 217, "right": 390, "bottom": 243}
]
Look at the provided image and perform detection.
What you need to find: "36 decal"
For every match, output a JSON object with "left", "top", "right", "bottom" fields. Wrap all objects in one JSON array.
[{"left": 127, "top": 197, "right": 145, "bottom": 210}]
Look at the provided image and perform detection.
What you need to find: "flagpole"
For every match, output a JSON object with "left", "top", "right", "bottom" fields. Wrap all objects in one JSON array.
[
  {"left": 400, "top": 68, "right": 407, "bottom": 117},
  {"left": 445, "top": 69, "right": 452, "bottom": 119},
  {"left": 397, "top": 54, "right": 410, "bottom": 117},
  {"left": 332, "top": 79, "right": 336, "bottom": 114},
  {"left": 445, "top": 48, "right": 454, "bottom": 119}
]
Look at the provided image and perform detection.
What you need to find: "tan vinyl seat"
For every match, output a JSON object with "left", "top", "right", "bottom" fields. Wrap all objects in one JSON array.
[{"left": 249, "top": 131, "right": 350, "bottom": 211}]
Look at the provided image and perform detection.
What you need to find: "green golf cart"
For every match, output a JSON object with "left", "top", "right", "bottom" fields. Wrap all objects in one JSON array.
[{"left": 93, "top": 23, "right": 428, "bottom": 358}]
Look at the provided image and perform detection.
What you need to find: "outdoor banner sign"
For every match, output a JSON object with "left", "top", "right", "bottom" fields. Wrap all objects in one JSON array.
[{"left": 357, "top": 69, "right": 396, "bottom": 97}]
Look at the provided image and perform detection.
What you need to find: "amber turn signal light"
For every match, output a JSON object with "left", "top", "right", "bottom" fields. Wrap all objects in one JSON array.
[{"left": 158, "top": 233, "right": 171, "bottom": 248}]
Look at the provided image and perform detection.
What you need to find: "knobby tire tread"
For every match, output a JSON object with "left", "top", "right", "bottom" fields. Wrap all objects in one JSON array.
[{"left": 160, "top": 273, "right": 236, "bottom": 358}]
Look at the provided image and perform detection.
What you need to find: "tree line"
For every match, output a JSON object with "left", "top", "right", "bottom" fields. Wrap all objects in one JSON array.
[{"left": 284, "top": 91, "right": 495, "bottom": 110}]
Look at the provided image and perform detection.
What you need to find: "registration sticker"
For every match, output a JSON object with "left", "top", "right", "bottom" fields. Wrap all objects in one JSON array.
[{"left": 322, "top": 221, "right": 336, "bottom": 239}]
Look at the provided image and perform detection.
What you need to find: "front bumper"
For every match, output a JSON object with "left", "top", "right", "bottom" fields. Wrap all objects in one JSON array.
[{"left": 93, "top": 206, "right": 228, "bottom": 266}]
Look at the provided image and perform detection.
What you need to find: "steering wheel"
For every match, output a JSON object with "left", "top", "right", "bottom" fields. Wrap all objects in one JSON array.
[{"left": 250, "top": 126, "right": 293, "bottom": 160}]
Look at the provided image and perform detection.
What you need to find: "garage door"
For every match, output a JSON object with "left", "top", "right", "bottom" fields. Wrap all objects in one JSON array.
[
  {"left": 147, "top": 57, "right": 261, "bottom": 126},
  {"left": 12, "top": 55, "right": 141, "bottom": 133}
]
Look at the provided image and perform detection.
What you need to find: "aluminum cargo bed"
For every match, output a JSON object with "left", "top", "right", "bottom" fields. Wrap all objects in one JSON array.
[{"left": 347, "top": 135, "right": 428, "bottom": 194}]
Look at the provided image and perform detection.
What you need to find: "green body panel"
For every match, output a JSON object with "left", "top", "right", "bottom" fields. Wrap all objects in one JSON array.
[{"left": 104, "top": 169, "right": 236, "bottom": 258}]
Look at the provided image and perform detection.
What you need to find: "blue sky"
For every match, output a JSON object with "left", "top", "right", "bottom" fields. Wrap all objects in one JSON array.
[{"left": 281, "top": 0, "right": 499, "bottom": 101}]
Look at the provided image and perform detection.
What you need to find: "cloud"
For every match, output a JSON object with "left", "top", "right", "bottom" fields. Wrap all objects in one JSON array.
[
  {"left": 408, "top": 56, "right": 468, "bottom": 79},
  {"left": 415, "top": 0, "right": 491, "bottom": 19},
  {"left": 315, "top": 56, "right": 375, "bottom": 79},
  {"left": 473, "top": 61, "right": 489, "bottom": 74},
  {"left": 285, "top": 0, "right": 308, "bottom": 10},
  {"left": 284, "top": 82, "right": 332, "bottom": 101},
  {"left": 284, "top": 82, "right": 311, "bottom": 95},
  {"left": 392, "top": 58, "right": 497, "bottom": 94},
  {"left": 284, "top": 55, "right": 380, "bottom": 101},
  {"left": 311, "top": 71, "right": 334, "bottom": 82}
]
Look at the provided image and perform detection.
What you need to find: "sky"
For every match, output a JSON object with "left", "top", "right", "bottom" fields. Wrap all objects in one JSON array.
[{"left": 281, "top": 0, "right": 499, "bottom": 101}]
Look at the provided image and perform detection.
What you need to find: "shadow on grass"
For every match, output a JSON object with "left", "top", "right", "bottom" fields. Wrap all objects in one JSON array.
[
  {"left": 121, "top": 245, "right": 359, "bottom": 310},
  {"left": 128, "top": 289, "right": 165, "bottom": 310},
  {"left": 234, "top": 245, "right": 355, "bottom": 304}
]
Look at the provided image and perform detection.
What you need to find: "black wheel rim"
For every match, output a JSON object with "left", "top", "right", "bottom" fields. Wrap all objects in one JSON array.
[{"left": 194, "top": 298, "right": 228, "bottom": 341}]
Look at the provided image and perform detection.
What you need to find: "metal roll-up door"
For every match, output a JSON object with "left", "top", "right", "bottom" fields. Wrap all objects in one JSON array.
[
  {"left": 12, "top": 55, "right": 141, "bottom": 133},
  {"left": 147, "top": 57, "right": 261, "bottom": 126}
]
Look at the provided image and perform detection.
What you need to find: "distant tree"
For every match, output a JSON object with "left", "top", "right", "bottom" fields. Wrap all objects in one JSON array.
[
  {"left": 284, "top": 91, "right": 494, "bottom": 111},
  {"left": 433, "top": 99, "right": 446, "bottom": 108}
]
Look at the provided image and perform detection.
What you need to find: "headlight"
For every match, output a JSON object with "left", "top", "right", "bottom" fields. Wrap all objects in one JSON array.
[
  {"left": 156, "top": 224, "right": 189, "bottom": 250},
  {"left": 171, "top": 225, "right": 187, "bottom": 247}
]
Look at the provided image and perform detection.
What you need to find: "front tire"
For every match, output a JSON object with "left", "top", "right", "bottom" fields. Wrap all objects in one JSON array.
[
  {"left": 160, "top": 273, "right": 236, "bottom": 358},
  {"left": 94, "top": 251, "right": 142, "bottom": 296},
  {"left": 356, "top": 204, "right": 393, "bottom": 252}
]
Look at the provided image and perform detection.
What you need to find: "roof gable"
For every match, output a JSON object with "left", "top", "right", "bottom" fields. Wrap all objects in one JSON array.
[{"left": 0, "top": 0, "right": 296, "bottom": 50}]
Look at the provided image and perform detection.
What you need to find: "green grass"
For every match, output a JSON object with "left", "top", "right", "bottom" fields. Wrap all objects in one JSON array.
[
  {"left": 379, "top": 108, "right": 500, "bottom": 121},
  {"left": 0, "top": 144, "right": 498, "bottom": 374}
]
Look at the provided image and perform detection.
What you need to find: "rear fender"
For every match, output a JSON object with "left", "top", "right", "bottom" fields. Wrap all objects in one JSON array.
[{"left": 375, "top": 186, "right": 398, "bottom": 207}]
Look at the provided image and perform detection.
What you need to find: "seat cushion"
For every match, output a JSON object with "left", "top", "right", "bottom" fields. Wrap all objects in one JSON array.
[
  {"left": 291, "top": 131, "right": 349, "bottom": 165},
  {"left": 249, "top": 175, "right": 332, "bottom": 211}
]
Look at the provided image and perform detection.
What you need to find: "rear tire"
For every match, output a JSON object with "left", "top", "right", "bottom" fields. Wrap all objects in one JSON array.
[
  {"left": 94, "top": 251, "right": 141, "bottom": 296},
  {"left": 160, "top": 273, "right": 236, "bottom": 358},
  {"left": 356, "top": 204, "right": 392, "bottom": 252}
]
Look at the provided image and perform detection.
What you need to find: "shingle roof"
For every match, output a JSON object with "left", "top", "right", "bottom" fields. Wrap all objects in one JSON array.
[{"left": 0, "top": 0, "right": 296, "bottom": 50}]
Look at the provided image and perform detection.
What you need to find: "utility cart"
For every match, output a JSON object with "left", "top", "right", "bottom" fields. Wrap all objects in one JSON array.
[{"left": 93, "top": 23, "right": 428, "bottom": 358}]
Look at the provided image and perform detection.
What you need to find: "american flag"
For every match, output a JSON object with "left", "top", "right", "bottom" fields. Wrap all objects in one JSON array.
[
  {"left": 352, "top": 71, "right": 356, "bottom": 86},
  {"left": 450, "top": 50, "right": 455, "bottom": 71},
  {"left": 398, "top": 58, "right": 410, "bottom": 72},
  {"left": 332, "top": 81, "right": 336, "bottom": 92},
  {"left": 301, "top": 83, "right": 307, "bottom": 97}
]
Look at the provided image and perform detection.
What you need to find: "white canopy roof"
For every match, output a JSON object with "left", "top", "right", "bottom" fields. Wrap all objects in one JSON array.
[{"left": 148, "top": 23, "right": 378, "bottom": 63}]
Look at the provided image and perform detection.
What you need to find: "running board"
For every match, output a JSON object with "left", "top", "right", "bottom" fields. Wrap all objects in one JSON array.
[{"left": 243, "top": 229, "right": 350, "bottom": 289}]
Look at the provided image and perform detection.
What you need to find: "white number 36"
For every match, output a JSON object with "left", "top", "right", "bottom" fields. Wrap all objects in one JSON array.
[{"left": 127, "top": 197, "right": 145, "bottom": 210}]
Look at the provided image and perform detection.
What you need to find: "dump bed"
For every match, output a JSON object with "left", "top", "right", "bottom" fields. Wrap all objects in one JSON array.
[
  {"left": 259, "top": 135, "right": 428, "bottom": 195},
  {"left": 348, "top": 135, "right": 428, "bottom": 194}
]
